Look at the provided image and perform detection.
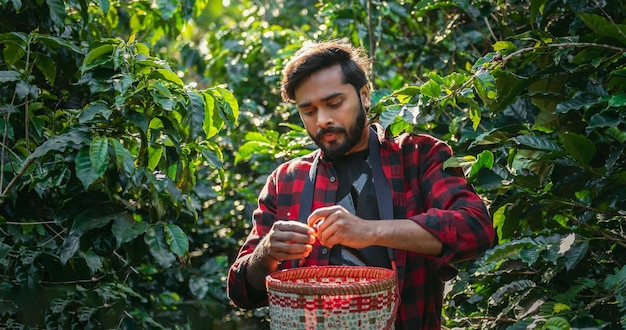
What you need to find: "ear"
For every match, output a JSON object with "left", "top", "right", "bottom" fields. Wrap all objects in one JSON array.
[{"left": 359, "top": 85, "right": 371, "bottom": 110}]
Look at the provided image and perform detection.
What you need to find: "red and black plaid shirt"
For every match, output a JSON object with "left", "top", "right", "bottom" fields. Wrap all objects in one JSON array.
[{"left": 227, "top": 124, "right": 495, "bottom": 329}]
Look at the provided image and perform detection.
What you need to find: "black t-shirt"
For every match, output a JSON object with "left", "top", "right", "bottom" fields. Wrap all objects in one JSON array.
[{"left": 329, "top": 149, "right": 391, "bottom": 269}]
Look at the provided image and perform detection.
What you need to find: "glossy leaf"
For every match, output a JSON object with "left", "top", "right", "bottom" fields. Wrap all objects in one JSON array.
[
  {"left": 111, "top": 213, "right": 147, "bottom": 246},
  {"left": 560, "top": 132, "right": 595, "bottom": 165},
  {"left": 89, "top": 136, "right": 109, "bottom": 175},
  {"left": 514, "top": 134, "right": 563, "bottom": 151},
  {"left": 144, "top": 224, "right": 176, "bottom": 268},
  {"left": 165, "top": 224, "right": 188, "bottom": 257},
  {"left": 75, "top": 148, "right": 100, "bottom": 190}
]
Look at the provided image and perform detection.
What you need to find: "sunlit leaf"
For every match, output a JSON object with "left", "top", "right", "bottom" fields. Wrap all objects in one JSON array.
[
  {"left": 234, "top": 141, "right": 272, "bottom": 165},
  {"left": 82, "top": 44, "right": 114, "bottom": 72}
]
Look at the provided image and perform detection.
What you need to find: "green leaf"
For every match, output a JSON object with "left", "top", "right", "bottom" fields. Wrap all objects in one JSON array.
[
  {"left": 605, "top": 127, "right": 626, "bottom": 144},
  {"left": 71, "top": 208, "right": 117, "bottom": 232},
  {"left": 234, "top": 141, "right": 272, "bottom": 165},
  {"left": 544, "top": 316, "right": 571, "bottom": 330},
  {"left": 188, "top": 91, "right": 205, "bottom": 139},
  {"left": 468, "top": 150, "right": 494, "bottom": 179},
  {"left": 578, "top": 13, "right": 626, "bottom": 44},
  {"left": 79, "top": 250, "right": 104, "bottom": 275},
  {"left": 90, "top": 136, "right": 109, "bottom": 175},
  {"left": 152, "top": 68, "right": 184, "bottom": 87},
  {"left": 59, "top": 231, "right": 82, "bottom": 265},
  {"left": 145, "top": 224, "right": 176, "bottom": 268},
  {"left": 202, "top": 141, "right": 224, "bottom": 169},
  {"left": 555, "top": 93, "right": 598, "bottom": 114},
  {"left": 491, "top": 204, "right": 508, "bottom": 243},
  {"left": 0, "top": 242, "right": 11, "bottom": 261},
  {"left": 165, "top": 224, "right": 188, "bottom": 257},
  {"left": 3, "top": 42, "right": 25, "bottom": 65},
  {"left": 514, "top": 135, "right": 563, "bottom": 151},
  {"left": 378, "top": 105, "right": 402, "bottom": 131},
  {"left": 75, "top": 148, "right": 100, "bottom": 190},
  {"left": 108, "top": 138, "right": 126, "bottom": 169},
  {"left": 469, "top": 103, "right": 481, "bottom": 131},
  {"left": 560, "top": 132, "right": 595, "bottom": 164},
  {"left": 420, "top": 80, "right": 441, "bottom": 99},
  {"left": 97, "top": 0, "right": 110, "bottom": 14},
  {"left": 34, "top": 34, "right": 82, "bottom": 54},
  {"left": 216, "top": 87, "right": 240, "bottom": 126},
  {"left": 201, "top": 91, "right": 217, "bottom": 138},
  {"left": 443, "top": 155, "right": 476, "bottom": 171},
  {"left": 489, "top": 279, "right": 536, "bottom": 305},
  {"left": 391, "top": 85, "right": 420, "bottom": 104},
  {"left": 112, "top": 213, "right": 147, "bottom": 247},
  {"left": 46, "top": 0, "right": 66, "bottom": 27},
  {"left": 82, "top": 44, "right": 114, "bottom": 72},
  {"left": 147, "top": 146, "right": 162, "bottom": 171},
  {"left": 473, "top": 69, "right": 497, "bottom": 104},
  {"left": 564, "top": 240, "right": 588, "bottom": 271},
  {"left": 493, "top": 40, "right": 517, "bottom": 55},
  {"left": 0, "top": 70, "right": 20, "bottom": 83},
  {"left": 589, "top": 111, "right": 620, "bottom": 129},
  {"left": 79, "top": 101, "right": 111, "bottom": 123},
  {"left": 607, "top": 93, "right": 626, "bottom": 108},
  {"left": 29, "top": 128, "right": 90, "bottom": 160},
  {"left": 33, "top": 53, "right": 57, "bottom": 84},
  {"left": 529, "top": 0, "right": 547, "bottom": 24}
]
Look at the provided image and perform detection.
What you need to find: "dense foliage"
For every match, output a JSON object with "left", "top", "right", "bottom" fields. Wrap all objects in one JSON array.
[{"left": 1, "top": 0, "right": 625, "bottom": 329}]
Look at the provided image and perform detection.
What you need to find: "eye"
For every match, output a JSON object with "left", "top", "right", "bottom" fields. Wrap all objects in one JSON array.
[
  {"left": 300, "top": 108, "right": 316, "bottom": 116},
  {"left": 329, "top": 100, "right": 343, "bottom": 108}
]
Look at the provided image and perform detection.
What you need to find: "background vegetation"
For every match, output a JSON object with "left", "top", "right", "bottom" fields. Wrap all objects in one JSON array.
[{"left": 1, "top": 0, "right": 625, "bottom": 329}]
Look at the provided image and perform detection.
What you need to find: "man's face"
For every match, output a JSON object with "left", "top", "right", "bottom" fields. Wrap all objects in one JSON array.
[{"left": 294, "top": 64, "right": 371, "bottom": 160}]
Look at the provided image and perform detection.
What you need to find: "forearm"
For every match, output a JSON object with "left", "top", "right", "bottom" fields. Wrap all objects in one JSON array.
[
  {"left": 369, "top": 219, "right": 443, "bottom": 255},
  {"left": 245, "top": 237, "right": 280, "bottom": 290}
]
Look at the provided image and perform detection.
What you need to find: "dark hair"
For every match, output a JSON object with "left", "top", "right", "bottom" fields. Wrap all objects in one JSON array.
[{"left": 280, "top": 40, "right": 370, "bottom": 103}]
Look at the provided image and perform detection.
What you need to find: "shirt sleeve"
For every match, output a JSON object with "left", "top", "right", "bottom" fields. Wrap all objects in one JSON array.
[
  {"left": 407, "top": 136, "right": 495, "bottom": 267},
  {"left": 226, "top": 171, "right": 278, "bottom": 309}
]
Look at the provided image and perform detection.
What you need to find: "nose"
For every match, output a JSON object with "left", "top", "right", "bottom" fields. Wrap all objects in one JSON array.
[{"left": 316, "top": 108, "right": 333, "bottom": 129}]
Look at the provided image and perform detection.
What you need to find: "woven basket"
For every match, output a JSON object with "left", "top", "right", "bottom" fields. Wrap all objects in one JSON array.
[{"left": 266, "top": 266, "right": 398, "bottom": 330}]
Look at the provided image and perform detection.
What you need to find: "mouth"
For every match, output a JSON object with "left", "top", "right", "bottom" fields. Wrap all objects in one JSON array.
[
  {"left": 317, "top": 127, "right": 344, "bottom": 143},
  {"left": 322, "top": 132, "right": 337, "bottom": 142}
]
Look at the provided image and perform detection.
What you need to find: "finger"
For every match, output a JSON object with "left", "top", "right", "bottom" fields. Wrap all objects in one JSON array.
[
  {"left": 306, "top": 205, "right": 343, "bottom": 227},
  {"left": 269, "top": 242, "right": 313, "bottom": 261},
  {"left": 275, "top": 220, "right": 315, "bottom": 235},
  {"left": 316, "top": 220, "right": 339, "bottom": 248}
]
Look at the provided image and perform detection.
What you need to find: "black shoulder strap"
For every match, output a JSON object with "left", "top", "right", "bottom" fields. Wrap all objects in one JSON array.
[{"left": 294, "top": 128, "right": 396, "bottom": 267}]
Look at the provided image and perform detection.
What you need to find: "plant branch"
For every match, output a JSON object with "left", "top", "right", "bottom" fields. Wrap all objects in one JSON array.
[
  {"left": 0, "top": 156, "right": 36, "bottom": 207},
  {"left": 570, "top": 216, "right": 626, "bottom": 249},
  {"left": 593, "top": 0, "right": 626, "bottom": 42},
  {"left": 440, "top": 42, "right": 626, "bottom": 106}
]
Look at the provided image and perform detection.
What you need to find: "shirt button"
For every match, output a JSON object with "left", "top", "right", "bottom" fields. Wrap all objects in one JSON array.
[
  {"left": 329, "top": 177, "right": 336, "bottom": 182},
  {"left": 321, "top": 248, "right": 329, "bottom": 255}
]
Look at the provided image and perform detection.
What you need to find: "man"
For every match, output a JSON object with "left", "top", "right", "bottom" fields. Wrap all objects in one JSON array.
[{"left": 227, "top": 40, "right": 495, "bottom": 329}]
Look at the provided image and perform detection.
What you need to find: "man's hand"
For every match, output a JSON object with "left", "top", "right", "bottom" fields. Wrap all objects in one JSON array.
[
  {"left": 258, "top": 220, "right": 316, "bottom": 264},
  {"left": 306, "top": 205, "right": 374, "bottom": 249}
]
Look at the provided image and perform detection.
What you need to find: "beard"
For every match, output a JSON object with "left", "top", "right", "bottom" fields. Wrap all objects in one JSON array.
[{"left": 310, "top": 104, "right": 367, "bottom": 161}]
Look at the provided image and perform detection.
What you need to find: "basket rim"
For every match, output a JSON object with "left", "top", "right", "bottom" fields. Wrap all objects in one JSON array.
[{"left": 266, "top": 265, "right": 397, "bottom": 296}]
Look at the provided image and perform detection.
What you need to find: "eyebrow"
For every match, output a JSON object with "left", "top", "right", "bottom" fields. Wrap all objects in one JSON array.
[{"left": 297, "top": 92, "right": 344, "bottom": 108}]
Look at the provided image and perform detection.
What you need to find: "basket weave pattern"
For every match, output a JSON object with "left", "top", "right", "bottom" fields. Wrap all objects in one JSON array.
[{"left": 266, "top": 266, "right": 398, "bottom": 330}]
